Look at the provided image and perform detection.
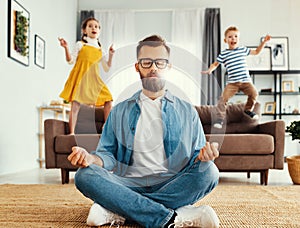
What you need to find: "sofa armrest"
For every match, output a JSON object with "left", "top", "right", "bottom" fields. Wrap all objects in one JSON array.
[
  {"left": 44, "top": 119, "right": 69, "bottom": 168},
  {"left": 258, "top": 120, "right": 285, "bottom": 169}
]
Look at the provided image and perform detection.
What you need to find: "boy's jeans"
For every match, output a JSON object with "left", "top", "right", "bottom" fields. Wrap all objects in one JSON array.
[
  {"left": 75, "top": 160, "right": 219, "bottom": 228},
  {"left": 216, "top": 82, "right": 258, "bottom": 121}
]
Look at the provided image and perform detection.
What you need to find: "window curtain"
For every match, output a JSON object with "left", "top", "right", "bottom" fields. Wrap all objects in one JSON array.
[
  {"left": 77, "top": 10, "right": 95, "bottom": 41},
  {"left": 94, "top": 10, "right": 135, "bottom": 49},
  {"left": 172, "top": 9, "right": 204, "bottom": 57},
  {"left": 93, "top": 10, "right": 136, "bottom": 104},
  {"left": 201, "top": 8, "right": 221, "bottom": 105},
  {"left": 171, "top": 9, "right": 205, "bottom": 105}
]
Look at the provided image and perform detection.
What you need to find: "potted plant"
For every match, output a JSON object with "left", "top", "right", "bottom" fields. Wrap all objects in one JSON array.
[
  {"left": 285, "top": 120, "right": 300, "bottom": 184},
  {"left": 286, "top": 120, "right": 300, "bottom": 140}
]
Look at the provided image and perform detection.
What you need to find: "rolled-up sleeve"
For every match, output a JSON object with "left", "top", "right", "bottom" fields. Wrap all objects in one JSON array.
[{"left": 92, "top": 113, "right": 118, "bottom": 171}]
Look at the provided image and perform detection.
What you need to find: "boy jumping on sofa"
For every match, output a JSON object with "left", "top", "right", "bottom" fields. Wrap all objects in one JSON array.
[{"left": 202, "top": 26, "right": 271, "bottom": 129}]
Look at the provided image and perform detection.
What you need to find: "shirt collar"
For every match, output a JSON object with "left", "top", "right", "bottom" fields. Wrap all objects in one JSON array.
[
  {"left": 85, "top": 37, "right": 99, "bottom": 46},
  {"left": 129, "top": 89, "right": 175, "bottom": 103}
]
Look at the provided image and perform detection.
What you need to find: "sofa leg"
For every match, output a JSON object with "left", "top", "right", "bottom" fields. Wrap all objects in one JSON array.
[
  {"left": 260, "top": 170, "right": 269, "bottom": 185},
  {"left": 247, "top": 172, "right": 250, "bottom": 179},
  {"left": 61, "top": 168, "right": 69, "bottom": 184}
]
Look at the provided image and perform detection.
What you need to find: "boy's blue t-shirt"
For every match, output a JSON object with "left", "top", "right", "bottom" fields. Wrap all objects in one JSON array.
[{"left": 217, "top": 46, "right": 251, "bottom": 84}]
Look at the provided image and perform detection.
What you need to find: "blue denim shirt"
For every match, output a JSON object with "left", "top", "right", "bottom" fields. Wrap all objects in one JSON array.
[{"left": 93, "top": 90, "right": 206, "bottom": 179}]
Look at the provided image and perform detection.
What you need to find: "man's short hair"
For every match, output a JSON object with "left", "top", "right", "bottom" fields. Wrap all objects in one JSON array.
[{"left": 136, "top": 35, "right": 170, "bottom": 58}]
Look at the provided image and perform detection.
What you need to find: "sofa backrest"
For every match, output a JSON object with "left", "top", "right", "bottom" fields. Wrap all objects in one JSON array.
[
  {"left": 195, "top": 102, "right": 261, "bottom": 134},
  {"left": 74, "top": 102, "right": 260, "bottom": 134},
  {"left": 75, "top": 104, "right": 104, "bottom": 134}
]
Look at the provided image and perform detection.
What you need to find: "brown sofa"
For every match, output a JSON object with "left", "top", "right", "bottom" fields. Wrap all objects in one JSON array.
[
  {"left": 44, "top": 102, "right": 285, "bottom": 185},
  {"left": 195, "top": 102, "right": 285, "bottom": 185},
  {"left": 44, "top": 104, "right": 103, "bottom": 184}
]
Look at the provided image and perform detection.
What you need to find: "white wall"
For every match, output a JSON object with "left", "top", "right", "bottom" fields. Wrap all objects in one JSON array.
[
  {"left": 79, "top": 0, "right": 300, "bottom": 70},
  {"left": 1, "top": 0, "right": 300, "bottom": 175},
  {"left": 0, "top": 0, "right": 77, "bottom": 175}
]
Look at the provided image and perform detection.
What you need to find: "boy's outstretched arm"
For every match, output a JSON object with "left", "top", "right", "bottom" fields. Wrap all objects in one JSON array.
[
  {"left": 201, "top": 61, "right": 219, "bottom": 74},
  {"left": 250, "top": 34, "right": 271, "bottom": 55}
]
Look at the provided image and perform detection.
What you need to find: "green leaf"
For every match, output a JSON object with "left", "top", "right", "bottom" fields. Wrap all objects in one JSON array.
[{"left": 286, "top": 120, "right": 300, "bottom": 142}]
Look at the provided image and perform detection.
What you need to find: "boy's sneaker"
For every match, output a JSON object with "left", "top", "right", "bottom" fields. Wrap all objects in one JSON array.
[
  {"left": 86, "top": 203, "right": 125, "bottom": 227},
  {"left": 213, "top": 120, "right": 223, "bottom": 129},
  {"left": 244, "top": 110, "right": 259, "bottom": 119},
  {"left": 168, "top": 205, "right": 220, "bottom": 228}
]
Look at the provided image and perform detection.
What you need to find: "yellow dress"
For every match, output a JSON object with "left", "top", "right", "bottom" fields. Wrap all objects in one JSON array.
[{"left": 59, "top": 44, "right": 113, "bottom": 106}]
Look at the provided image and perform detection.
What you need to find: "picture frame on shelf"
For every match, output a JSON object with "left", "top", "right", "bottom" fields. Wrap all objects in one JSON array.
[
  {"left": 264, "top": 102, "right": 276, "bottom": 114},
  {"left": 34, "top": 34, "right": 45, "bottom": 69},
  {"left": 262, "top": 36, "right": 289, "bottom": 71},
  {"left": 7, "top": 0, "right": 30, "bottom": 66},
  {"left": 282, "top": 80, "right": 294, "bottom": 92},
  {"left": 246, "top": 46, "right": 271, "bottom": 71}
]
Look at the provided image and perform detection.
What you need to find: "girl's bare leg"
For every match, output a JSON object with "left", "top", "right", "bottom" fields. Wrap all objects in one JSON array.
[
  {"left": 103, "top": 101, "right": 112, "bottom": 122},
  {"left": 69, "top": 101, "right": 80, "bottom": 134}
]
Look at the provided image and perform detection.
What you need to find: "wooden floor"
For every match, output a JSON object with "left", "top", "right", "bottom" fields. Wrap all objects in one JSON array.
[{"left": 0, "top": 163, "right": 293, "bottom": 185}]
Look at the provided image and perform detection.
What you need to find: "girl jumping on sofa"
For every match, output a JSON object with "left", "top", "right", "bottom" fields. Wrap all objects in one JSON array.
[{"left": 58, "top": 17, "right": 114, "bottom": 134}]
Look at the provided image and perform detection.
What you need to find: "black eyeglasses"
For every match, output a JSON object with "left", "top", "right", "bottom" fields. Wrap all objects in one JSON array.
[{"left": 138, "top": 58, "right": 169, "bottom": 69}]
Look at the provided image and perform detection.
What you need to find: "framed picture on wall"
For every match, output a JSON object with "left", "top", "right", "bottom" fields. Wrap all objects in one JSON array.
[
  {"left": 282, "top": 80, "right": 294, "bottom": 92},
  {"left": 34, "top": 35, "right": 45, "bottom": 69},
  {"left": 262, "top": 36, "right": 289, "bottom": 71},
  {"left": 264, "top": 102, "right": 276, "bottom": 114},
  {"left": 246, "top": 46, "right": 271, "bottom": 71},
  {"left": 7, "top": 0, "right": 30, "bottom": 66}
]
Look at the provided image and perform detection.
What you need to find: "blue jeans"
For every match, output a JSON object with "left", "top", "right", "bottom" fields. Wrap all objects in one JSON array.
[{"left": 75, "top": 161, "right": 219, "bottom": 228}]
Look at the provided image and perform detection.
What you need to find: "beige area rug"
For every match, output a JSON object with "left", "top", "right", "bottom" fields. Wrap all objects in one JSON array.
[{"left": 0, "top": 184, "right": 299, "bottom": 228}]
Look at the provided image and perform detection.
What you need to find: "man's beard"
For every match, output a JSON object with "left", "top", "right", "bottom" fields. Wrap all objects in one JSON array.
[{"left": 140, "top": 73, "right": 166, "bottom": 92}]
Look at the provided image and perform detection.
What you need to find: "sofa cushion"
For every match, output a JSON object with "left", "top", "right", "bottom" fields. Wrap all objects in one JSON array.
[
  {"left": 215, "top": 155, "right": 274, "bottom": 170},
  {"left": 55, "top": 134, "right": 100, "bottom": 154},
  {"left": 206, "top": 134, "right": 274, "bottom": 155},
  {"left": 195, "top": 102, "right": 260, "bottom": 134}
]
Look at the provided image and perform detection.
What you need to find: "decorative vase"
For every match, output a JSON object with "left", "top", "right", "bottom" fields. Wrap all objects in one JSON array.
[{"left": 286, "top": 155, "right": 300, "bottom": 184}]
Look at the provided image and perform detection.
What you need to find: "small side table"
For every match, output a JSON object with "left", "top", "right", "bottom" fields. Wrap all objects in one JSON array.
[{"left": 38, "top": 104, "right": 71, "bottom": 168}]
